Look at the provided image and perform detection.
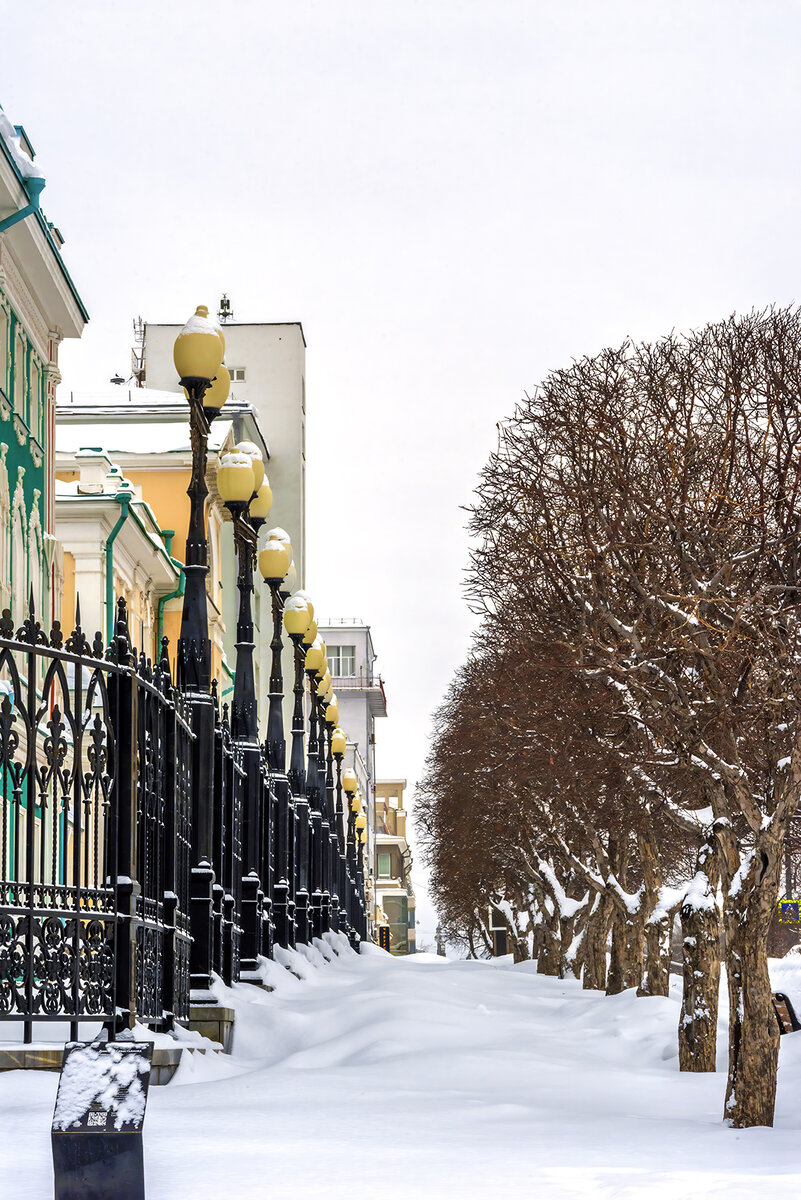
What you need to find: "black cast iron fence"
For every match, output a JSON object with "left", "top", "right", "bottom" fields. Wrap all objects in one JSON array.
[{"left": 0, "top": 591, "right": 370, "bottom": 1044}]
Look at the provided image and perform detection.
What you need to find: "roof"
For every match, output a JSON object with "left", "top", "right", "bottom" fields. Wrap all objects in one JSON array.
[
  {"left": 146, "top": 320, "right": 307, "bottom": 347},
  {"left": 0, "top": 105, "right": 88, "bottom": 326}
]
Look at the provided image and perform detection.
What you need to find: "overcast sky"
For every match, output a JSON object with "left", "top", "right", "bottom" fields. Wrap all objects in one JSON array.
[{"left": 4, "top": 0, "right": 801, "bottom": 943}]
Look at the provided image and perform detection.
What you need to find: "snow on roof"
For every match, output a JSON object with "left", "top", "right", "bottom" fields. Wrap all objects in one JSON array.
[
  {"left": 56, "top": 419, "right": 233, "bottom": 456},
  {"left": 0, "top": 107, "right": 44, "bottom": 180}
]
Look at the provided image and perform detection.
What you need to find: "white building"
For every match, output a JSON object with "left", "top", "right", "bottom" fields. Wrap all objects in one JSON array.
[
  {"left": 318, "top": 619, "right": 387, "bottom": 918},
  {"left": 140, "top": 315, "right": 306, "bottom": 586}
]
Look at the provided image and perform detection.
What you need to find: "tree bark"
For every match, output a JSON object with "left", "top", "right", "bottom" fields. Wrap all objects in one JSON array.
[
  {"left": 678, "top": 839, "right": 720, "bottom": 1072},
  {"left": 607, "top": 903, "right": 645, "bottom": 994},
  {"left": 719, "top": 827, "right": 783, "bottom": 1127},
  {"left": 536, "top": 898, "right": 562, "bottom": 975},
  {"left": 636, "top": 828, "right": 669, "bottom": 997},
  {"left": 581, "top": 893, "right": 611, "bottom": 990}
]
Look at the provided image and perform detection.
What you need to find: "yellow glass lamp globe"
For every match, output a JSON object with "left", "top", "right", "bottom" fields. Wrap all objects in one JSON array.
[
  {"left": 355, "top": 813, "right": 367, "bottom": 832},
  {"left": 174, "top": 306, "right": 224, "bottom": 380},
  {"left": 359, "top": 829, "right": 367, "bottom": 845},
  {"left": 302, "top": 617, "right": 318, "bottom": 647},
  {"left": 351, "top": 792, "right": 362, "bottom": 814},
  {"left": 248, "top": 480, "right": 272, "bottom": 521},
  {"left": 325, "top": 696, "right": 339, "bottom": 725},
  {"left": 304, "top": 639, "right": 325, "bottom": 673},
  {"left": 258, "top": 540, "right": 290, "bottom": 582},
  {"left": 283, "top": 594, "right": 311, "bottom": 637},
  {"left": 316, "top": 670, "right": 332, "bottom": 697},
  {"left": 200, "top": 367, "right": 230, "bottom": 410},
  {"left": 268, "top": 527, "right": 293, "bottom": 564},
  {"left": 235, "top": 442, "right": 265, "bottom": 492},
  {"left": 284, "top": 561, "right": 298, "bottom": 594},
  {"left": 294, "top": 591, "right": 314, "bottom": 623},
  {"left": 331, "top": 727, "right": 347, "bottom": 756},
  {"left": 217, "top": 451, "right": 256, "bottom": 505},
  {"left": 342, "top": 768, "right": 358, "bottom": 794}
]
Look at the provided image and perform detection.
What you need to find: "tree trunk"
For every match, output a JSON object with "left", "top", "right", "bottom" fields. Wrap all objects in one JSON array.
[
  {"left": 537, "top": 899, "right": 561, "bottom": 975},
  {"left": 640, "top": 910, "right": 673, "bottom": 998},
  {"left": 636, "top": 827, "right": 668, "bottom": 997},
  {"left": 607, "top": 903, "right": 645, "bottom": 994},
  {"left": 721, "top": 831, "right": 783, "bottom": 1127},
  {"left": 581, "top": 893, "right": 611, "bottom": 990},
  {"left": 678, "top": 839, "right": 720, "bottom": 1072}
]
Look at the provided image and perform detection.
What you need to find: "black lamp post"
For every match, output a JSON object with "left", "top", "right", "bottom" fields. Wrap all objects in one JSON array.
[
  {"left": 332, "top": 726, "right": 347, "bottom": 935},
  {"left": 306, "top": 661, "right": 329, "bottom": 938},
  {"left": 217, "top": 447, "right": 272, "bottom": 975},
  {"left": 259, "top": 535, "right": 293, "bottom": 947},
  {"left": 283, "top": 592, "right": 314, "bottom": 946},
  {"left": 174, "top": 305, "right": 229, "bottom": 999},
  {"left": 322, "top": 698, "right": 340, "bottom": 932},
  {"left": 342, "top": 769, "right": 358, "bottom": 945},
  {"left": 285, "top": 603, "right": 317, "bottom": 945}
]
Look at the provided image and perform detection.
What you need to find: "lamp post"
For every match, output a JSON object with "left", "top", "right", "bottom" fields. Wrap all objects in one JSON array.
[
  {"left": 342, "top": 768, "right": 358, "bottom": 944},
  {"left": 332, "top": 725, "right": 347, "bottom": 936},
  {"left": 216, "top": 445, "right": 272, "bottom": 974},
  {"left": 258, "top": 534, "right": 292, "bottom": 946},
  {"left": 357, "top": 820, "right": 369, "bottom": 940},
  {"left": 323, "top": 693, "right": 340, "bottom": 931},
  {"left": 306, "top": 653, "right": 328, "bottom": 937},
  {"left": 316, "top": 671, "right": 333, "bottom": 934},
  {"left": 283, "top": 593, "right": 313, "bottom": 944},
  {"left": 173, "top": 305, "right": 228, "bottom": 999},
  {"left": 356, "top": 812, "right": 367, "bottom": 942}
]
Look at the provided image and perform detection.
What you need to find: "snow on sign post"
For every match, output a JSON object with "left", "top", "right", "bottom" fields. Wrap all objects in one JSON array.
[{"left": 51, "top": 1041, "right": 153, "bottom": 1200}]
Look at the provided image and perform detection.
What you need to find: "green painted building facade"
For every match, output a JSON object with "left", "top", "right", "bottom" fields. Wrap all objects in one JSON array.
[{"left": 0, "top": 105, "right": 87, "bottom": 626}]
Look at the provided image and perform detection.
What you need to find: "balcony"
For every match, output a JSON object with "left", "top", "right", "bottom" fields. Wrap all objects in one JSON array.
[{"left": 330, "top": 670, "right": 387, "bottom": 717}]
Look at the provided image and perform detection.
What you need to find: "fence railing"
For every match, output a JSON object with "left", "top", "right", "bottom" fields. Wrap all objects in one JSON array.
[{"left": 0, "top": 595, "right": 369, "bottom": 1041}]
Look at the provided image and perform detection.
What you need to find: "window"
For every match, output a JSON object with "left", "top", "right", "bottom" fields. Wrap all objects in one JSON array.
[
  {"left": 228, "top": 367, "right": 246, "bottom": 382},
  {"left": 327, "top": 645, "right": 356, "bottom": 677},
  {"left": 378, "top": 852, "right": 392, "bottom": 878}
]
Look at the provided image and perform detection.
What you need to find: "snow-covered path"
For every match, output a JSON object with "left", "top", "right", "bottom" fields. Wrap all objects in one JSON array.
[{"left": 3, "top": 941, "right": 801, "bottom": 1199}]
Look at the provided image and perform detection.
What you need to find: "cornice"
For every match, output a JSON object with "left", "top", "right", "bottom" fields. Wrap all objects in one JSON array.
[{"left": 0, "top": 244, "right": 50, "bottom": 360}]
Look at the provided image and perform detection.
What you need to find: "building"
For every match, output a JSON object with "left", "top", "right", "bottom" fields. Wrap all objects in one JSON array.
[
  {"left": 55, "top": 392, "right": 270, "bottom": 714},
  {"left": 140, "top": 312, "right": 306, "bottom": 585},
  {"left": 374, "top": 779, "right": 416, "bottom": 955},
  {"left": 0, "top": 104, "right": 87, "bottom": 628},
  {"left": 318, "top": 619, "right": 387, "bottom": 930},
  {"left": 54, "top": 448, "right": 181, "bottom": 654}
]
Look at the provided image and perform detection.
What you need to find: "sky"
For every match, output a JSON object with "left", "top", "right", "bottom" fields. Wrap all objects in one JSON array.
[{"left": 4, "top": 0, "right": 801, "bottom": 944}]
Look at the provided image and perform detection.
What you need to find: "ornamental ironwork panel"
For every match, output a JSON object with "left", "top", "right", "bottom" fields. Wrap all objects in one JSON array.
[{"left": 0, "top": 600, "right": 118, "bottom": 1041}]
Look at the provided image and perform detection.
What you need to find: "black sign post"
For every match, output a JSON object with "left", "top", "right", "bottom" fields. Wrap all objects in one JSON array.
[{"left": 52, "top": 1041, "right": 153, "bottom": 1200}]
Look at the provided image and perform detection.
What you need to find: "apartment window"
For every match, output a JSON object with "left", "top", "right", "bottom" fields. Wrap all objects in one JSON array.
[
  {"left": 228, "top": 367, "right": 246, "bottom": 382},
  {"left": 327, "top": 645, "right": 356, "bottom": 677},
  {"left": 378, "top": 852, "right": 392, "bottom": 878}
]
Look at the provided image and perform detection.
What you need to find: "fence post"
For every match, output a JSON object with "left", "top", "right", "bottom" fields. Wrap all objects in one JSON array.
[{"left": 108, "top": 603, "right": 139, "bottom": 1031}]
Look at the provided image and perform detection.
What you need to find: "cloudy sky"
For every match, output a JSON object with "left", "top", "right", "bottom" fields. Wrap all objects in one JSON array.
[{"left": 4, "top": 0, "right": 801, "bottom": 942}]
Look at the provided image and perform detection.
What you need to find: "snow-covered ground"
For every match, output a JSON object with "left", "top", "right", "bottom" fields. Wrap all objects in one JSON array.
[{"left": 3, "top": 938, "right": 801, "bottom": 1199}]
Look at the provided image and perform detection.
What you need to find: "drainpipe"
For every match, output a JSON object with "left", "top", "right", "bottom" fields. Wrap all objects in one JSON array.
[
  {"left": 105, "top": 491, "right": 132, "bottom": 644},
  {"left": 157, "top": 538, "right": 185, "bottom": 651},
  {"left": 0, "top": 175, "right": 45, "bottom": 234}
]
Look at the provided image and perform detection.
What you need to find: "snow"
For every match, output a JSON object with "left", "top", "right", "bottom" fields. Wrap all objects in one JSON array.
[
  {"left": 52, "top": 1042, "right": 150, "bottom": 1131},
  {"left": 2, "top": 941, "right": 801, "bottom": 1197},
  {"left": 0, "top": 109, "right": 45, "bottom": 180}
]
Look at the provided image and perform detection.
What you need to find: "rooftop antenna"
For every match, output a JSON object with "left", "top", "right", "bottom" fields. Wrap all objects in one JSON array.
[
  {"left": 218, "top": 294, "right": 234, "bottom": 324},
  {"left": 131, "top": 316, "right": 145, "bottom": 386}
]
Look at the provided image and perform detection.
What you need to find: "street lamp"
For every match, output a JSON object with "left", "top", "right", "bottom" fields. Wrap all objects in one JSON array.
[
  {"left": 331, "top": 724, "right": 347, "bottom": 935},
  {"left": 258, "top": 532, "right": 293, "bottom": 946},
  {"left": 342, "top": 768, "right": 358, "bottom": 942},
  {"left": 355, "top": 812, "right": 368, "bottom": 943},
  {"left": 173, "top": 305, "right": 227, "bottom": 998},
  {"left": 284, "top": 592, "right": 312, "bottom": 943},
  {"left": 216, "top": 444, "right": 271, "bottom": 974}
]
